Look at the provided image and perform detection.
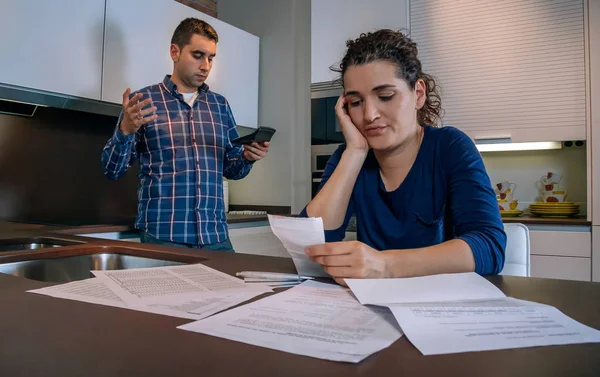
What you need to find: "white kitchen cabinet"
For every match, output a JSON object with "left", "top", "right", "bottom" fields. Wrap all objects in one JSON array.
[
  {"left": 229, "top": 226, "right": 288, "bottom": 258},
  {"left": 311, "top": 0, "right": 409, "bottom": 84},
  {"left": 529, "top": 229, "right": 591, "bottom": 281},
  {"left": 103, "top": 0, "right": 259, "bottom": 128},
  {"left": 0, "top": 0, "right": 105, "bottom": 99},
  {"left": 530, "top": 255, "right": 591, "bottom": 282},
  {"left": 410, "top": 0, "right": 587, "bottom": 142}
]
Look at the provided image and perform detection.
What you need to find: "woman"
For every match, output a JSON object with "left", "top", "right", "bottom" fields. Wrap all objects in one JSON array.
[{"left": 302, "top": 29, "right": 506, "bottom": 286}]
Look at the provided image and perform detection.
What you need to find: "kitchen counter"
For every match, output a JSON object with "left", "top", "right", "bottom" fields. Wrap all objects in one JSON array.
[
  {"left": 0, "top": 213, "right": 269, "bottom": 236},
  {"left": 501, "top": 215, "right": 591, "bottom": 226},
  {"left": 0, "top": 230, "right": 599, "bottom": 376}
]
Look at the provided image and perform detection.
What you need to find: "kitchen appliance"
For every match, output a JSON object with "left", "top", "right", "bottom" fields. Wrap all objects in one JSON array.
[
  {"left": 311, "top": 86, "right": 345, "bottom": 145},
  {"left": 311, "top": 144, "right": 340, "bottom": 198}
]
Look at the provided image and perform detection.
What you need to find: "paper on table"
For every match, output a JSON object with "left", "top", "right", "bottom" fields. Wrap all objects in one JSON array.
[
  {"left": 345, "top": 272, "right": 507, "bottom": 305},
  {"left": 92, "top": 263, "right": 271, "bottom": 305},
  {"left": 28, "top": 278, "right": 127, "bottom": 308},
  {"left": 267, "top": 215, "right": 329, "bottom": 277},
  {"left": 387, "top": 297, "right": 600, "bottom": 355},
  {"left": 145, "top": 292, "right": 261, "bottom": 320},
  {"left": 28, "top": 278, "right": 263, "bottom": 321},
  {"left": 178, "top": 280, "right": 403, "bottom": 363}
]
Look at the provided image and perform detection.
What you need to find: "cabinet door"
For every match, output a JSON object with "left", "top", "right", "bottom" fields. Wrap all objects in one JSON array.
[
  {"left": 529, "top": 229, "right": 591, "bottom": 281},
  {"left": 311, "top": 0, "right": 409, "bottom": 83},
  {"left": 103, "top": 0, "right": 259, "bottom": 127},
  {"left": 530, "top": 255, "right": 591, "bottom": 282},
  {"left": 529, "top": 230, "right": 591, "bottom": 258},
  {"left": 0, "top": 0, "right": 104, "bottom": 99}
]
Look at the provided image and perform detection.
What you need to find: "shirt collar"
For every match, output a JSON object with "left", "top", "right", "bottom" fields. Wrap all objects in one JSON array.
[{"left": 162, "top": 75, "right": 209, "bottom": 98}]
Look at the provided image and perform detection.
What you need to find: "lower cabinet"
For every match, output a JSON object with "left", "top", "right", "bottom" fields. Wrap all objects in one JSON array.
[{"left": 528, "top": 227, "right": 592, "bottom": 282}]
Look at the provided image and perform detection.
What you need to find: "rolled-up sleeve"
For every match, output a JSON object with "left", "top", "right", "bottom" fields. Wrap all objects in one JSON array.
[
  {"left": 101, "top": 111, "right": 139, "bottom": 180},
  {"left": 443, "top": 128, "right": 506, "bottom": 274}
]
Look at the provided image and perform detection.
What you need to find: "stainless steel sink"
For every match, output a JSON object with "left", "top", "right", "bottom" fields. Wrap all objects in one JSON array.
[
  {"left": 0, "top": 237, "right": 83, "bottom": 252},
  {"left": 0, "top": 253, "right": 185, "bottom": 283}
]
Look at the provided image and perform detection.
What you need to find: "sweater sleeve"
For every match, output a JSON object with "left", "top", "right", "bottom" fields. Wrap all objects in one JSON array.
[
  {"left": 298, "top": 144, "right": 355, "bottom": 242},
  {"left": 442, "top": 127, "right": 506, "bottom": 274}
]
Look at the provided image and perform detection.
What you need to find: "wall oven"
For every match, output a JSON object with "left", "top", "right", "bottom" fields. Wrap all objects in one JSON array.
[{"left": 311, "top": 144, "right": 341, "bottom": 198}]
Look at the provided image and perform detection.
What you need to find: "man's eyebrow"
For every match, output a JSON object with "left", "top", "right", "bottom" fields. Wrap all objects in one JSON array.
[{"left": 191, "top": 50, "right": 216, "bottom": 57}]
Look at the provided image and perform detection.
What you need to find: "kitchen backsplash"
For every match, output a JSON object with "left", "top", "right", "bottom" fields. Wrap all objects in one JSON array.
[
  {"left": 0, "top": 107, "right": 139, "bottom": 225},
  {"left": 482, "top": 146, "right": 587, "bottom": 212}
]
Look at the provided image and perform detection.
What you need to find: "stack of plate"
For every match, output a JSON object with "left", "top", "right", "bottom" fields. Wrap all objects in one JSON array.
[{"left": 529, "top": 202, "right": 580, "bottom": 218}]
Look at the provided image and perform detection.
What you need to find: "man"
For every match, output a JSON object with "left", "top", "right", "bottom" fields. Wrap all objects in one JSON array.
[{"left": 101, "top": 18, "right": 269, "bottom": 251}]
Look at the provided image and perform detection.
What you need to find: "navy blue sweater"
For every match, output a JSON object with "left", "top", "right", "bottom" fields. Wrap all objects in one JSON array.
[{"left": 302, "top": 126, "right": 506, "bottom": 275}]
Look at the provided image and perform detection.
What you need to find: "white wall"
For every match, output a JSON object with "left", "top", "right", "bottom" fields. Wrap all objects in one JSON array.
[
  {"left": 311, "top": 0, "right": 409, "bottom": 83},
  {"left": 482, "top": 147, "right": 587, "bottom": 212},
  {"left": 217, "top": 0, "right": 311, "bottom": 213}
]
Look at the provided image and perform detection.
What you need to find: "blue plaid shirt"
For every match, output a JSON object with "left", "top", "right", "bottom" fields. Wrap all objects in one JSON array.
[{"left": 101, "top": 75, "right": 253, "bottom": 245}]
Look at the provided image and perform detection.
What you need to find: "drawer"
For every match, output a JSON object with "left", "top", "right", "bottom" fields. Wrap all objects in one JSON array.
[
  {"left": 530, "top": 255, "right": 591, "bottom": 282},
  {"left": 529, "top": 230, "right": 591, "bottom": 257}
]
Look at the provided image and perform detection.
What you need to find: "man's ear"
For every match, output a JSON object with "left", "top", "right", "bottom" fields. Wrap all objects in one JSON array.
[{"left": 170, "top": 44, "right": 181, "bottom": 62}]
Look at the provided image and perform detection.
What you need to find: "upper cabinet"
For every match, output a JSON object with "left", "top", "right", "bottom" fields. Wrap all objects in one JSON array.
[
  {"left": 410, "top": 0, "right": 587, "bottom": 142},
  {"left": 103, "top": 0, "right": 259, "bottom": 128},
  {"left": 311, "top": 0, "right": 409, "bottom": 84},
  {"left": 0, "top": 0, "right": 105, "bottom": 99}
]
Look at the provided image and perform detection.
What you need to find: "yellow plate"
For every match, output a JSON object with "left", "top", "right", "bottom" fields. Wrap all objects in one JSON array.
[
  {"left": 530, "top": 202, "right": 577, "bottom": 206},
  {"left": 500, "top": 210, "right": 524, "bottom": 217},
  {"left": 530, "top": 206, "right": 579, "bottom": 209},
  {"left": 531, "top": 213, "right": 579, "bottom": 218},
  {"left": 529, "top": 207, "right": 579, "bottom": 212},
  {"left": 529, "top": 204, "right": 579, "bottom": 209},
  {"left": 530, "top": 209, "right": 580, "bottom": 213},
  {"left": 531, "top": 210, "right": 579, "bottom": 215}
]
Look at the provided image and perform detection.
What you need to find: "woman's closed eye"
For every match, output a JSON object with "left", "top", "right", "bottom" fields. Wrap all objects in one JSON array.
[{"left": 378, "top": 94, "right": 395, "bottom": 101}]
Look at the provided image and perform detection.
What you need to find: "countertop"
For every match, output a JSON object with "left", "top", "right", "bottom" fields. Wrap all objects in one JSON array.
[
  {"left": 0, "top": 213, "right": 269, "bottom": 236},
  {"left": 0, "top": 229, "right": 599, "bottom": 376},
  {"left": 501, "top": 215, "right": 591, "bottom": 226}
]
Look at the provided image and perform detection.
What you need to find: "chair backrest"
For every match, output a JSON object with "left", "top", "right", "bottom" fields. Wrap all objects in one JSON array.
[{"left": 500, "top": 223, "right": 530, "bottom": 277}]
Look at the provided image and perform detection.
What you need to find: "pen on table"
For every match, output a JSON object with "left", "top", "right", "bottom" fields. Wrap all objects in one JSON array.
[{"left": 236, "top": 271, "right": 314, "bottom": 282}]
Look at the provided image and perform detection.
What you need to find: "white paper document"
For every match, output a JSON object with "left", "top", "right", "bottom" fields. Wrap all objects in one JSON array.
[
  {"left": 267, "top": 215, "right": 329, "bottom": 277},
  {"left": 28, "top": 278, "right": 127, "bottom": 308},
  {"left": 92, "top": 263, "right": 271, "bottom": 305},
  {"left": 178, "top": 280, "right": 403, "bottom": 363},
  {"left": 345, "top": 272, "right": 600, "bottom": 355},
  {"left": 387, "top": 297, "right": 600, "bottom": 355},
  {"left": 345, "top": 272, "right": 507, "bottom": 305},
  {"left": 28, "top": 278, "right": 264, "bottom": 321}
]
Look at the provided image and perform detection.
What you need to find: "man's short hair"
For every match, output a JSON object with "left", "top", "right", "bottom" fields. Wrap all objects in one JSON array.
[{"left": 171, "top": 18, "right": 218, "bottom": 48}]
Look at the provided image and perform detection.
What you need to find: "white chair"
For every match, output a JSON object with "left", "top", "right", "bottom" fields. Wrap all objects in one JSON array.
[{"left": 500, "top": 223, "right": 530, "bottom": 277}]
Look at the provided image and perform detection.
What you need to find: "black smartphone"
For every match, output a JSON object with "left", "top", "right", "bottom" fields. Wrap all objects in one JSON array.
[{"left": 231, "top": 126, "right": 276, "bottom": 145}]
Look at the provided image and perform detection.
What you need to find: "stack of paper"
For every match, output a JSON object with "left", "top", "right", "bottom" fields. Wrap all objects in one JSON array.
[
  {"left": 346, "top": 272, "right": 600, "bottom": 355},
  {"left": 178, "top": 280, "right": 403, "bottom": 363},
  {"left": 28, "top": 263, "right": 272, "bottom": 320},
  {"left": 267, "top": 214, "right": 329, "bottom": 277}
]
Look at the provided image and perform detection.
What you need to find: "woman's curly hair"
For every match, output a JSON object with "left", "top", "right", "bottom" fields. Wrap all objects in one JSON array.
[{"left": 331, "top": 29, "right": 444, "bottom": 126}]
